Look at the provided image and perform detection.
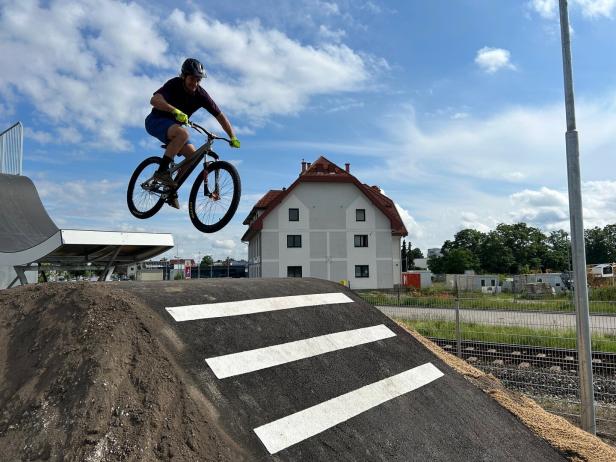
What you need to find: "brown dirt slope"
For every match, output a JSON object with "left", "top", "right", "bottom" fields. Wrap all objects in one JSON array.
[
  {"left": 0, "top": 283, "right": 247, "bottom": 462},
  {"left": 400, "top": 325, "right": 616, "bottom": 462}
]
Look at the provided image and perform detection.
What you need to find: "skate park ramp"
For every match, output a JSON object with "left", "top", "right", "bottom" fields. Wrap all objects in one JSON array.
[
  {"left": 3, "top": 278, "right": 612, "bottom": 461},
  {"left": 0, "top": 172, "right": 173, "bottom": 288}
]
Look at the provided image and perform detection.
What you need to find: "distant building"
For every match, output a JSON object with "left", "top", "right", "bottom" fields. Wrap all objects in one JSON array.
[
  {"left": 513, "top": 273, "right": 566, "bottom": 293},
  {"left": 446, "top": 274, "right": 500, "bottom": 293},
  {"left": 413, "top": 258, "right": 428, "bottom": 270},
  {"left": 242, "top": 157, "right": 408, "bottom": 289}
]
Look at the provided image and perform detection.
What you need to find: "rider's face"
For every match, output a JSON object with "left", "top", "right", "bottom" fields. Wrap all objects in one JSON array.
[{"left": 183, "top": 75, "right": 202, "bottom": 93}]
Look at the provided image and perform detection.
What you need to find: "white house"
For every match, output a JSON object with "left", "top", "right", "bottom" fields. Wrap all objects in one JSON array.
[{"left": 241, "top": 157, "right": 408, "bottom": 289}]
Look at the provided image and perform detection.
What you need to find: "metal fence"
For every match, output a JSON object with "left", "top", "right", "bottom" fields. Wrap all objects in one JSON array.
[
  {"left": 358, "top": 289, "right": 616, "bottom": 442},
  {"left": 0, "top": 122, "right": 23, "bottom": 175}
]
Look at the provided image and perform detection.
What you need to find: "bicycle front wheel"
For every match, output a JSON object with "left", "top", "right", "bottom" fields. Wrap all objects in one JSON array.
[
  {"left": 188, "top": 160, "right": 241, "bottom": 233},
  {"left": 127, "top": 156, "right": 166, "bottom": 219}
]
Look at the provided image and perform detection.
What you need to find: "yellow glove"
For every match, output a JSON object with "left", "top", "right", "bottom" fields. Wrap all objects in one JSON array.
[
  {"left": 171, "top": 108, "right": 188, "bottom": 124},
  {"left": 230, "top": 137, "right": 241, "bottom": 148}
]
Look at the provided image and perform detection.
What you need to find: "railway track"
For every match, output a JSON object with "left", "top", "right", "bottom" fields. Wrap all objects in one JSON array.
[{"left": 428, "top": 337, "right": 616, "bottom": 375}]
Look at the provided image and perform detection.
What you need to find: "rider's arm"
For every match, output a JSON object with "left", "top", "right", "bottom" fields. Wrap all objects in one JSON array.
[
  {"left": 150, "top": 93, "right": 178, "bottom": 114},
  {"left": 215, "top": 112, "right": 236, "bottom": 139}
]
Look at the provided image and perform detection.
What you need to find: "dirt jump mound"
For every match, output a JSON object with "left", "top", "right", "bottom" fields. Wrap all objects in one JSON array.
[{"left": 0, "top": 283, "right": 242, "bottom": 461}]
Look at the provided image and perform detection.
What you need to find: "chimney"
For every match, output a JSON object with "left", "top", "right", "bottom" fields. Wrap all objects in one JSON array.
[
  {"left": 345, "top": 163, "right": 350, "bottom": 173},
  {"left": 301, "top": 159, "right": 307, "bottom": 174}
]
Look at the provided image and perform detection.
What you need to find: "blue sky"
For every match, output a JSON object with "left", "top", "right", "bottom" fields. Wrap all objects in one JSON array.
[{"left": 2, "top": 0, "right": 616, "bottom": 261}]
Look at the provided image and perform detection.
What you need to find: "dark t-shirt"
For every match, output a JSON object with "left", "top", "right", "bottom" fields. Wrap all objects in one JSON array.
[{"left": 150, "top": 77, "right": 221, "bottom": 120}]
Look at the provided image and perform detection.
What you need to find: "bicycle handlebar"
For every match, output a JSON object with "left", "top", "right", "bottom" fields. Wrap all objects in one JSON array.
[{"left": 187, "top": 121, "right": 232, "bottom": 144}]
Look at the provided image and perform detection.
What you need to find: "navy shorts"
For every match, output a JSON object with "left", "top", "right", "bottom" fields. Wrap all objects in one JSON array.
[{"left": 145, "top": 113, "right": 192, "bottom": 146}]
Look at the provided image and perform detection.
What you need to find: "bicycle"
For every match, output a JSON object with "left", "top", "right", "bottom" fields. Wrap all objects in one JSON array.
[{"left": 127, "top": 122, "right": 241, "bottom": 233}]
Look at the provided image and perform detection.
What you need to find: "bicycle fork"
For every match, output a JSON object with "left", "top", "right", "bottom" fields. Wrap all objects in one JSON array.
[{"left": 203, "top": 161, "right": 221, "bottom": 200}]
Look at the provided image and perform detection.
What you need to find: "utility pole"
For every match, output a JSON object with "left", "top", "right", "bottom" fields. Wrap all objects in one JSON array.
[{"left": 558, "top": 0, "right": 596, "bottom": 434}]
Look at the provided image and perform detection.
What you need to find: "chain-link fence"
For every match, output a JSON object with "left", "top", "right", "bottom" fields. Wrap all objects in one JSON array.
[
  {"left": 357, "top": 289, "right": 616, "bottom": 443},
  {"left": 0, "top": 122, "right": 23, "bottom": 175}
]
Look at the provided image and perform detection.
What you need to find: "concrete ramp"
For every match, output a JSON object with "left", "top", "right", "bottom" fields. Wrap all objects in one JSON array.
[
  {"left": 0, "top": 172, "right": 173, "bottom": 288},
  {"left": 121, "top": 278, "right": 567, "bottom": 461},
  {"left": 0, "top": 173, "right": 58, "bottom": 253}
]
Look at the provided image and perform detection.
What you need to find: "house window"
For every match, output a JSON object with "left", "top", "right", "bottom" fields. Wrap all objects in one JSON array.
[
  {"left": 481, "top": 279, "right": 486, "bottom": 287},
  {"left": 287, "top": 235, "right": 302, "bottom": 248},
  {"left": 538, "top": 278, "right": 543, "bottom": 283},
  {"left": 355, "top": 265, "right": 369, "bottom": 278},
  {"left": 354, "top": 235, "right": 368, "bottom": 247},
  {"left": 287, "top": 266, "right": 302, "bottom": 278},
  {"left": 604, "top": 266, "right": 613, "bottom": 275},
  {"left": 491, "top": 279, "right": 496, "bottom": 287},
  {"left": 356, "top": 209, "right": 366, "bottom": 221},
  {"left": 289, "top": 208, "right": 299, "bottom": 221}
]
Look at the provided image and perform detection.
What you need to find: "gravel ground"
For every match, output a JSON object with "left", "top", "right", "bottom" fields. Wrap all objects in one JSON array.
[{"left": 467, "top": 359, "right": 616, "bottom": 447}]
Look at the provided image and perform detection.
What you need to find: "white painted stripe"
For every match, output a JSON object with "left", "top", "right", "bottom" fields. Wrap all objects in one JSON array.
[
  {"left": 254, "top": 362, "right": 444, "bottom": 454},
  {"left": 206, "top": 324, "right": 396, "bottom": 379},
  {"left": 166, "top": 292, "right": 353, "bottom": 322}
]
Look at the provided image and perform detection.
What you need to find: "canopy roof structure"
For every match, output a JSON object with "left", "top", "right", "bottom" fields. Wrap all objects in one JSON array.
[{"left": 0, "top": 173, "right": 174, "bottom": 288}]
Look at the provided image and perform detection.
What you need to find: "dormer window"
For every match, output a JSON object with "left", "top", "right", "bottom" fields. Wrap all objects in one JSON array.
[
  {"left": 289, "top": 208, "right": 299, "bottom": 221},
  {"left": 356, "top": 209, "right": 366, "bottom": 221}
]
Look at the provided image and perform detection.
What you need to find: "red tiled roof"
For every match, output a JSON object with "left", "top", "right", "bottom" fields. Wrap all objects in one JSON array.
[
  {"left": 241, "top": 156, "right": 408, "bottom": 241},
  {"left": 242, "top": 190, "right": 284, "bottom": 225}
]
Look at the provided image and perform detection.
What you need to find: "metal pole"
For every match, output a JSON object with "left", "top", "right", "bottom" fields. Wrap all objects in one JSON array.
[
  {"left": 558, "top": 0, "right": 596, "bottom": 434},
  {"left": 455, "top": 275, "right": 462, "bottom": 358}
]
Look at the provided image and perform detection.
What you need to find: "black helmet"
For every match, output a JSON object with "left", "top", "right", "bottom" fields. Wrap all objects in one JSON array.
[{"left": 181, "top": 58, "right": 206, "bottom": 79}]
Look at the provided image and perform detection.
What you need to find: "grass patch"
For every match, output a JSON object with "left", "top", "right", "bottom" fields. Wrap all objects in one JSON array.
[
  {"left": 357, "top": 292, "right": 616, "bottom": 314},
  {"left": 396, "top": 318, "right": 616, "bottom": 353}
]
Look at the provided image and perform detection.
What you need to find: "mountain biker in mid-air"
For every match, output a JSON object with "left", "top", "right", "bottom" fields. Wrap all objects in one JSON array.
[{"left": 145, "top": 58, "right": 241, "bottom": 209}]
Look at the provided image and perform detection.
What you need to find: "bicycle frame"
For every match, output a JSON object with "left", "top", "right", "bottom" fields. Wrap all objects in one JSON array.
[{"left": 151, "top": 122, "right": 226, "bottom": 198}]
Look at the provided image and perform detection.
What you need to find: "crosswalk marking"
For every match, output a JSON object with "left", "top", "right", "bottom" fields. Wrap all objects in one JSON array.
[
  {"left": 206, "top": 324, "right": 396, "bottom": 379},
  {"left": 253, "top": 362, "right": 444, "bottom": 454},
  {"left": 166, "top": 292, "right": 353, "bottom": 322}
]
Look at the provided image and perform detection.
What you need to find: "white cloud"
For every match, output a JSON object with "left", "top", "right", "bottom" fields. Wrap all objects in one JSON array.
[
  {"left": 475, "top": 47, "right": 516, "bottom": 74},
  {"left": 529, "top": 0, "right": 616, "bottom": 19},
  {"left": 509, "top": 182, "right": 616, "bottom": 230},
  {"left": 213, "top": 239, "right": 237, "bottom": 251},
  {"left": 460, "top": 212, "right": 494, "bottom": 233},
  {"left": 0, "top": 0, "right": 168, "bottom": 150},
  {"left": 318, "top": 24, "right": 347, "bottom": 42},
  {"left": 576, "top": 0, "right": 616, "bottom": 17},
  {"left": 1, "top": 0, "right": 378, "bottom": 149},
  {"left": 166, "top": 12, "right": 375, "bottom": 122},
  {"left": 529, "top": 0, "right": 558, "bottom": 19},
  {"left": 394, "top": 203, "right": 423, "bottom": 241}
]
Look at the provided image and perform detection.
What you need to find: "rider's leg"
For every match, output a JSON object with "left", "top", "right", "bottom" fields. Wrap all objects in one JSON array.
[
  {"left": 154, "top": 125, "right": 189, "bottom": 187},
  {"left": 160, "top": 124, "right": 189, "bottom": 168},
  {"left": 176, "top": 143, "right": 197, "bottom": 178}
]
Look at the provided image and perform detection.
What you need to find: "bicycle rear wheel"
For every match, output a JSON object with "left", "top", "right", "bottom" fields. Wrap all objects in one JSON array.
[
  {"left": 127, "top": 156, "right": 166, "bottom": 219},
  {"left": 188, "top": 160, "right": 241, "bottom": 233}
]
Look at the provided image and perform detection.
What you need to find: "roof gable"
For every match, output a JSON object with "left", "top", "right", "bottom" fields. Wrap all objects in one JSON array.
[{"left": 241, "top": 156, "right": 408, "bottom": 241}]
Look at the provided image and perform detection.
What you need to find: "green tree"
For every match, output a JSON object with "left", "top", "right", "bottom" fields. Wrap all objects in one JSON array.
[
  {"left": 492, "top": 223, "right": 547, "bottom": 273},
  {"left": 201, "top": 255, "right": 214, "bottom": 266},
  {"left": 410, "top": 247, "right": 424, "bottom": 259},
  {"left": 586, "top": 225, "right": 616, "bottom": 264},
  {"left": 443, "top": 228, "right": 486, "bottom": 256},
  {"left": 442, "top": 248, "right": 480, "bottom": 274},
  {"left": 545, "top": 230, "right": 570, "bottom": 271},
  {"left": 479, "top": 231, "right": 516, "bottom": 273},
  {"left": 401, "top": 240, "right": 408, "bottom": 272},
  {"left": 427, "top": 254, "right": 446, "bottom": 274}
]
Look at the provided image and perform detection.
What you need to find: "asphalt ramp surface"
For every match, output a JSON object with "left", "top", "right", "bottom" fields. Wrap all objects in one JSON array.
[
  {"left": 0, "top": 278, "right": 571, "bottom": 461},
  {"left": 121, "top": 277, "right": 567, "bottom": 461}
]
